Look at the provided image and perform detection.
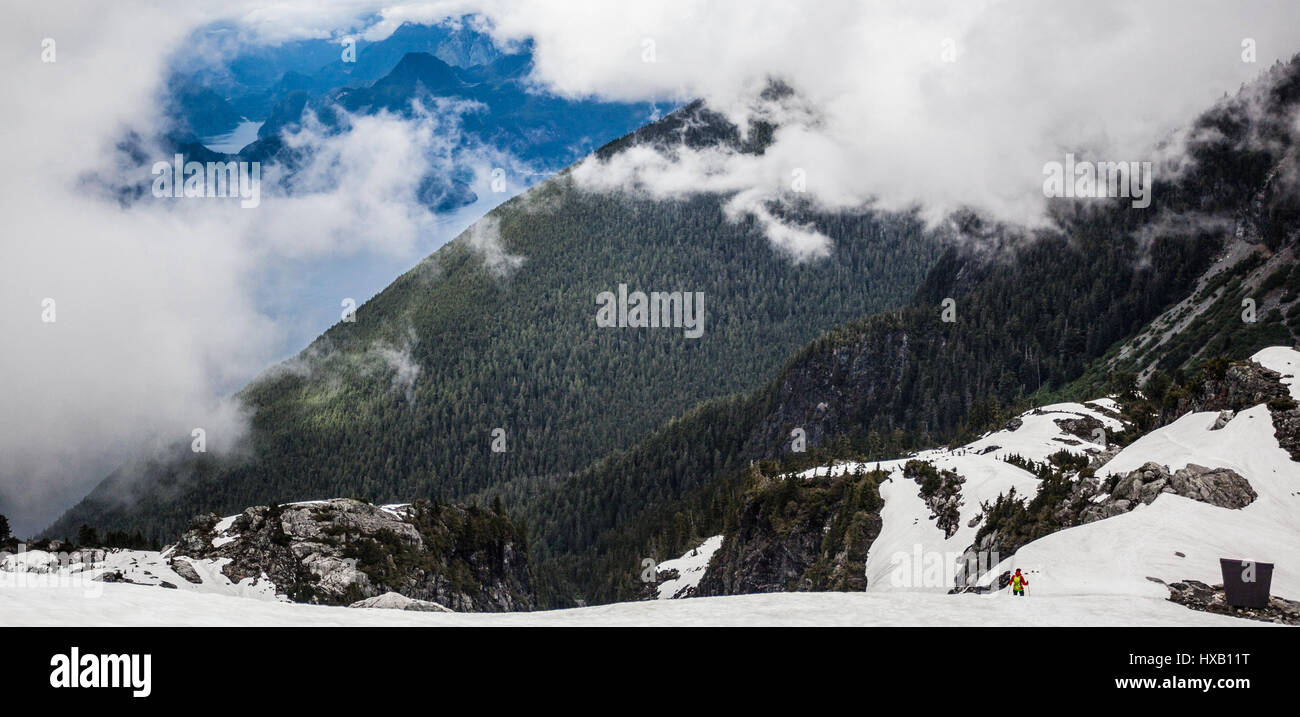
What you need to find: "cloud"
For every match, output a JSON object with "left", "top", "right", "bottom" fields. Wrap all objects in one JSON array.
[
  {"left": 725, "top": 193, "right": 832, "bottom": 261},
  {"left": 449, "top": 0, "right": 1300, "bottom": 234},
  {"left": 0, "top": 1, "right": 526, "bottom": 535},
  {"left": 369, "top": 334, "right": 423, "bottom": 404},
  {"left": 92, "top": 1, "right": 1300, "bottom": 251},
  {"left": 461, "top": 216, "right": 525, "bottom": 276},
  {"left": 250, "top": 101, "right": 476, "bottom": 258}
]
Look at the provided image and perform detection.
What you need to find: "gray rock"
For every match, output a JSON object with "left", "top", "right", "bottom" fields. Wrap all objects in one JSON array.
[
  {"left": 171, "top": 498, "right": 534, "bottom": 611},
  {"left": 169, "top": 557, "right": 204, "bottom": 585},
  {"left": 349, "top": 591, "right": 454, "bottom": 612},
  {"left": 1210, "top": 410, "right": 1235, "bottom": 430},
  {"left": 1054, "top": 414, "right": 1105, "bottom": 441},
  {"left": 902, "top": 460, "right": 965, "bottom": 539},
  {"left": 1167, "top": 579, "right": 1300, "bottom": 625},
  {"left": 1080, "top": 462, "right": 1256, "bottom": 524}
]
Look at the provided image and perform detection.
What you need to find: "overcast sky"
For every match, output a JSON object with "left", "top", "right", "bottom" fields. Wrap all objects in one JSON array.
[{"left": 3, "top": 0, "right": 1298, "bottom": 535}]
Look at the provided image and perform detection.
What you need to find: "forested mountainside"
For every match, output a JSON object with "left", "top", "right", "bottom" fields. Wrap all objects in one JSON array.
[
  {"left": 48, "top": 101, "right": 947, "bottom": 543},
  {"left": 519, "top": 58, "right": 1300, "bottom": 607}
]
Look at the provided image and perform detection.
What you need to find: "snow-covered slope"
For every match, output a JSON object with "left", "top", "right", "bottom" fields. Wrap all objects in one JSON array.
[
  {"left": 0, "top": 576, "right": 1259, "bottom": 626},
  {"left": 866, "top": 451, "right": 1039, "bottom": 593},
  {"left": 965, "top": 400, "right": 1124, "bottom": 463},
  {"left": 0, "top": 547, "right": 281, "bottom": 601},
  {"left": 978, "top": 401, "right": 1300, "bottom": 599},
  {"left": 793, "top": 347, "right": 1299, "bottom": 618},
  {"left": 789, "top": 398, "right": 1127, "bottom": 594}
]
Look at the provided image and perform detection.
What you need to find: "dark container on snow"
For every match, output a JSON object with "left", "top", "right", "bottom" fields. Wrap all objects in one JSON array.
[{"left": 1218, "top": 559, "right": 1273, "bottom": 608}]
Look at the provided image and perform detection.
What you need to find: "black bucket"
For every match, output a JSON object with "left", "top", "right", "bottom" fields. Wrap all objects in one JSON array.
[{"left": 1218, "top": 559, "right": 1273, "bottom": 608}]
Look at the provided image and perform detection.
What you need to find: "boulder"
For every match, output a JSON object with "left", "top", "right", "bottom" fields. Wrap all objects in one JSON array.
[
  {"left": 1210, "top": 410, "right": 1235, "bottom": 430},
  {"left": 169, "top": 557, "right": 204, "bottom": 584},
  {"left": 1080, "top": 462, "right": 1256, "bottom": 524},
  {"left": 349, "top": 591, "right": 453, "bottom": 613}
]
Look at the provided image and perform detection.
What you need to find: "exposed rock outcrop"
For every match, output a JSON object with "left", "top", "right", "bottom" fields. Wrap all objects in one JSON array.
[
  {"left": 1268, "top": 398, "right": 1300, "bottom": 461},
  {"left": 173, "top": 498, "right": 534, "bottom": 611},
  {"left": 902, "top": 459, "right": 964, "bottom": 538},
  {"left": 348, "top": 591, "right": 454, "bottom": 612},
  {"left": 1052, "top": 414, "right": 1107, "bottom": 442},
  {"left": 1210, "top": 409, "right": 1235, "bottom": 430},
  {"left": 1181, "top": 362, "right": 1287, "bottom": 414},
  {"left": 697, "top": 467, "right": 884, "bottom": 596},
  {"left": 1164, "top": 579, "right": 1300, "bottom": 625},
  {"left": 1080, "top": 462, "right": 1257, "bottom": 524}
]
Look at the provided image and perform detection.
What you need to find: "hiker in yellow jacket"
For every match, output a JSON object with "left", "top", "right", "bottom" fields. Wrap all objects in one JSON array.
[{"left": 1010, "top": 568, "right": 1028, "bottom": 596}]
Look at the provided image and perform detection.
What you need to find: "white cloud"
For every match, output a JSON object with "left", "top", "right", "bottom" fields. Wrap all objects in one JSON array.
[
  {"left": 462, "top": 216, "right": 525, "bottom": 276},
  {"left": 311, "top": 0, "right": 1300, "bottom": 249},
  {"left": 251, "top": 102, "right": 469, "bottom": 258},
  {"left": 443, "top": 0, "right": 1300, "bottom": 234},
  {"left": 0, "top": 1, "right": 521, "bottom": 534},
  {"left": 369, "top": 334, "right": 423, "bottom": 404}
]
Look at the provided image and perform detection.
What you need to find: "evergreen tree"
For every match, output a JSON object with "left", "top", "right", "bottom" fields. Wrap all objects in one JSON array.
[{"left": 76, "top": 524, "right": 98, "bottom": 548}]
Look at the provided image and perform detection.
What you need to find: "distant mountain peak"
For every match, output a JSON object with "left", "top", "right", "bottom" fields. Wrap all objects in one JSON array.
[{"left": 375, "top": 51, "right": 463, "bottom": 93}]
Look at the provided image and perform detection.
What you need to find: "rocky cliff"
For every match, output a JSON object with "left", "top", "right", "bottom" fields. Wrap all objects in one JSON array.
[
  {"left": 696, "top": 466, "right": 884, "bottom": 596},
  {"left": 173, "top": 498, "right": 534, "bottom": 611},
  {"left": 902, "top": 459, "right": 965, "bottom": 538}
]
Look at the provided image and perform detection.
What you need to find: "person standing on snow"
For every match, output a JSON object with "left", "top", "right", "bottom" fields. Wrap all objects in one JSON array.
[{"left": 1010, "top": 568, "right": 1028, "bottom": 596}]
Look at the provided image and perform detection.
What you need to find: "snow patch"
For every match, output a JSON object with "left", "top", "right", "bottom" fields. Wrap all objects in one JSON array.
[
  {"left": 966, "top": 401, "right": 1123, "bottom": 463},
  {"left": 655, "top": 535, "right": 723, "bottom": 600}
]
